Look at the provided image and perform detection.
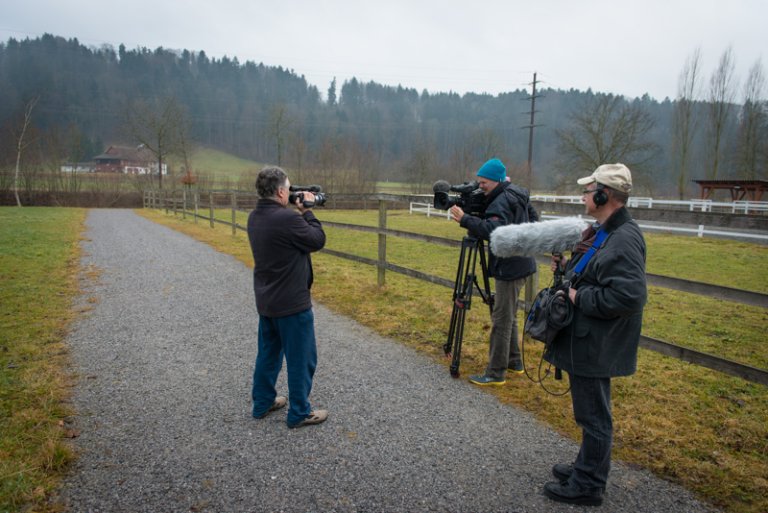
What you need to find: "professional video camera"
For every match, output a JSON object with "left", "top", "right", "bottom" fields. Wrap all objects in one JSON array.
[
  {"left": 432, "top": 180, "right": 486, "bottom": 216},
  {"left": 289, "top": 185, "right": 326, "bottom": 208}
]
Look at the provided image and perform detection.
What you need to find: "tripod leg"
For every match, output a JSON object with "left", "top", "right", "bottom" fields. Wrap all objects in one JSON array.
[
  {"left": 443, "top": 299, "right": 461, "bottom": 355},
  {"left": 443, "top": 237, "right": 479, "bottom": 378},
  {"left": 443, "top": 239, "right": 469, "bottom": 356},
  {"left": 449, "top": 306, "right": 468, "bottom": 378}
]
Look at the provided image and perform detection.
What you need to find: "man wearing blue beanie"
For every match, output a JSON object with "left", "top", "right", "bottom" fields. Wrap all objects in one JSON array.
[
  {"left": 449, "top": 158, "right": 538, "bottom": 385},
  {"left": 477, "top": 158, "right": 507, "bottom": 183}
]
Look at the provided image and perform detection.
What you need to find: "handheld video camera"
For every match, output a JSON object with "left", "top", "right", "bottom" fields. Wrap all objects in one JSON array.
[
  {"left": 432, "top": 180, "right": 486, "bottom": 216},
  {"left": 289, "top": 185, "right": 326, "bottom": 208}
]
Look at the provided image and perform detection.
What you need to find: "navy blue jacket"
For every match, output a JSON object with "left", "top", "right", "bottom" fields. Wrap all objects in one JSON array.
[
  {"left": 460, "top": 181, "right": 538, "bottom": 281},
  {"left": 247, "top": 199, "right": 326, "bottom": 317}
]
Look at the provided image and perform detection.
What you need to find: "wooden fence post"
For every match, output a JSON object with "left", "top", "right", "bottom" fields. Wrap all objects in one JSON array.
[
  {"left": 231, "top": 190, "right": 237, "bottom": 235},
  {"left": 378, "top": 199, "right": 387, "bottom": 287},
  {"left": 194, "top": 191, "right": 199, "bottom": 224},
  {"left": 209, "top": 191, "right": 214, "bottom": 228},
  {"left": 524, "top": 272, "right": 538, "bottom": 313},
  {"left": 182, "top": 189, "right": 187, "bottom": 220}
]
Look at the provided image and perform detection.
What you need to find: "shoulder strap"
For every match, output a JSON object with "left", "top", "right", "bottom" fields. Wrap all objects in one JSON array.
[{"left": 572, "top": 229, "right": 609, "bottom": 276}]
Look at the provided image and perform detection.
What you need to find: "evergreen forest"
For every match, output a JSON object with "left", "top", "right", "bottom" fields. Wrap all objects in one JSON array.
[{"left": 1, "top": 34, "right": 765, "bottom": 197}]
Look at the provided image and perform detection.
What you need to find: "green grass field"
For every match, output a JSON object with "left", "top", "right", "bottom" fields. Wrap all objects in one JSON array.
[
  {"left": 164, "top": 147, "right": 265, "bottom": 189},
  {"left": 1, "top": 205, "right": 765, "bottom": 513},
  {"left": 0, "top": 207, "right": 85, "bottom": 513}
]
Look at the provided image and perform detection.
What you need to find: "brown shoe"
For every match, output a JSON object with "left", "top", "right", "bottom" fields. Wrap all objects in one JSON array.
[
  {"left": 288, "top": 409, "right": 328, "bottom": 429},
  {"left": 253, "top": 396, "right": 287, "bottom": 419}
]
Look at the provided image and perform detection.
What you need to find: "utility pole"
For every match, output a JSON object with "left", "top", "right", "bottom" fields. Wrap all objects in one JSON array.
[{"left": 521, "top": 72, "right": 544, "bottom": 190}]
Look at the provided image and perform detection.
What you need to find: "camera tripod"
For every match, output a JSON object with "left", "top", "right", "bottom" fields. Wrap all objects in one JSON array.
[{"left": 443, "top": 236, "right": 494, "bottom": 378}]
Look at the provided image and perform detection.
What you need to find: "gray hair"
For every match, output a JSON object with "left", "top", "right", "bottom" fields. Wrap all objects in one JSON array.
[
  {"left": 606, "top": 187, "right": 629, "bottom": 205},
  {"left": 256, "top": 166, "right": 288, "bottom": 199}
]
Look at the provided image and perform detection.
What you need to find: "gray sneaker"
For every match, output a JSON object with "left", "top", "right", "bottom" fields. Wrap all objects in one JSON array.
[
  {"left": 288, "top": 409, "right": 328, "bottom": 429},
  {"left": 468, "top": 374, "right": 506, "bottom": 386},
  {"left": 253, "top": 396, "right": 287, "bottom": 419}
]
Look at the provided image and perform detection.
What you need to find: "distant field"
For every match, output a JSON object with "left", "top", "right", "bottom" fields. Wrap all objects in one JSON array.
[
  {"left": 167, "top": 147, "right": 263, "bottom": 188},
  {"left": 169, "top": 149, "right": 414, "bottom": 193},
  {"left": 376, "top": 181, "right": 419, "bottom": 194}
]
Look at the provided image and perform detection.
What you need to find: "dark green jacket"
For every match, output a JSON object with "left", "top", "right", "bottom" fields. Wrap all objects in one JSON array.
[{"left": 544, "top": 207, "right": 647, "bottom": 377}]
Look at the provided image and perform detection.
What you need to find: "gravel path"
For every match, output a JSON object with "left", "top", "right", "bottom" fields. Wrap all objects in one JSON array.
[{"left": 58, "top": 209, "right": 719, "bottom": 513}]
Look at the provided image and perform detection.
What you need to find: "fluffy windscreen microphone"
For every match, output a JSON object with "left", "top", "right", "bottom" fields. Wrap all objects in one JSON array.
[
  {"left": 490, "top": 217, "right": 588, "bottom": 257},
  {"left": 432, "top": 180, "right": 451, "bottom": 193}
]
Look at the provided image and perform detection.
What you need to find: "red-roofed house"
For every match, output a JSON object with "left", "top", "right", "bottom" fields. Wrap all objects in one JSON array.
[{"left": 93, "top": 145, "right": 168, "bottom": 175}]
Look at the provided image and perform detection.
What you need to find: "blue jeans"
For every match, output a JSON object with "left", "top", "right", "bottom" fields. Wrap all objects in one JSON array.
[
  {"left": 568, "top": 374, "right": 612, "bottom": 491},
  {"left": 251, "top": 308, "right": 317, "bottom": 426}
]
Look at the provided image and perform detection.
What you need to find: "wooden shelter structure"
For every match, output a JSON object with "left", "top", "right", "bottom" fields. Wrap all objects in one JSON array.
[{"left": 693, "top": 180, "right": 768, "bottom": 201}]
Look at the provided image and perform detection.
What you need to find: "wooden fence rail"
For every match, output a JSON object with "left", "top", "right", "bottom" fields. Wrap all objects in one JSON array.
[{"left": 144, "top": 189, "right": 768, "bottom": 386}]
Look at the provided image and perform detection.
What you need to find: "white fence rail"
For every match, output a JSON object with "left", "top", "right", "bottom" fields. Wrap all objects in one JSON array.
[
  {"left": 531, "top": 195, "right": 768, "bottom": 214},
  {"left": 409, "top": 202, "right": 451, "bottom": 219},
  {"left": 409, "top": 202, "right": 768, "bottom": 242}
]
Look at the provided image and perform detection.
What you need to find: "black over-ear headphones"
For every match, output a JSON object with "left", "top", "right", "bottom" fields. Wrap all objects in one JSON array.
[{"left": 593, "top": 183, "right": 608, "bottom": 206}]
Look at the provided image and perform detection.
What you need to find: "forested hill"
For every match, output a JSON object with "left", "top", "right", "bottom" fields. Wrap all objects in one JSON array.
[{"left": 1, "top": 34, "right": 758, "bottom": 195}]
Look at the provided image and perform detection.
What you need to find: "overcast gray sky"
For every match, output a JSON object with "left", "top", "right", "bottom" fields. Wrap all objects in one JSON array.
[{"left": 1, "top": 0, "right": 765, "bottom": 102}]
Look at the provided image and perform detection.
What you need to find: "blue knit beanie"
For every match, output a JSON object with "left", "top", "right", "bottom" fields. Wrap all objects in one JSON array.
[{"left": 476, "top": 158, "right": 506, "bottom": 182}]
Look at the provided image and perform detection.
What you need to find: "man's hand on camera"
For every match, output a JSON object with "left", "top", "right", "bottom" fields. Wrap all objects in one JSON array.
[
  {"left": 296, "top": 192, "right": 315, "bottom": 213},
  {"left": 449, "top": 205, "right": 464, "bottom": 223}
]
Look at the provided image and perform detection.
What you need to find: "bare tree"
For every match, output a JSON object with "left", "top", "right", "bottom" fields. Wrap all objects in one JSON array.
[
  {"left": 405, "top": 137, "right": 439, "bottom": 193},
  {"left": 126, "top": 96, "right": 186, "bottom": 189},
  {"left": 470, "top": 128, "right": 505, "bottom": 164},
  {"left": 556, "top": 94, "right": 658, "bottom": 182},
  {"left": 41, "top": 123, "right": 86, "bottom": 200},
  {"left": 313, "top": 135, "right": 346, "bottom": 192},
  {"left": 176, "top": 107, "right": 196, "bottom": 189},
  {"left": 448, "top": 140, "right": 476, "bottom": 184},
  {"left": 269, "top": 104, "right": 293, "bottom": 167},
  {"left": 707, "top": 47, "right": 737, "bottom": 179},
  {"left": 735, "top": 59, "right": 766, "bottom": 179},
  {"left": 13, "top": 97, "right": 39, "bottom": 206},
  {"left": 672, "top": 48, "right": 702, "bottom": 198}
]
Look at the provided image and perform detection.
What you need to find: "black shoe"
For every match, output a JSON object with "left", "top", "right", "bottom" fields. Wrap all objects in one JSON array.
[
  {"left": 543, "top": 481, "right": 603, "bottom": 507},
  {"left": 507, "top": 361, "right": 524, "bottom": 374},
  {"left": 552, "top": 463, "right": 573, "bottom": 483}
]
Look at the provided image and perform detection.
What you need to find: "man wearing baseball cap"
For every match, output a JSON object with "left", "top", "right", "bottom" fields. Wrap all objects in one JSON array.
[
  {"left": 543, "top": 163, "right": 647, "bottom": 506},
  {"left": 449, "top": 158, "right": 538, "bottom": 386}
]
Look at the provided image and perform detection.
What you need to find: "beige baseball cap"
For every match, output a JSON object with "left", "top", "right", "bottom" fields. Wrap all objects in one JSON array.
[{"left": 577, "top": 163, "right": 632, "bottom": 193}]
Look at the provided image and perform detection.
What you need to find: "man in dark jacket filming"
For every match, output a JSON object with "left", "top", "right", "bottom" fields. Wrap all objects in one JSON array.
[
  {"left": 247, "top": 166, "right": 328, "bottom": 429},
  {"left": 449, "top": 158, "right": 538, "bottom": 386},
  {"left": 544, "top": 163, "right": 647, "bottom": 506}
]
